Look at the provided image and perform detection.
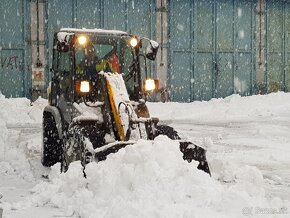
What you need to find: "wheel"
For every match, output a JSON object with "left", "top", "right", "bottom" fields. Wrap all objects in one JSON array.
[
  {"left": 42, "top": 112, "right": 63, "bottom": 167},
  {"left": 61, "top": 125, "right": 95, "bottom": 172}
]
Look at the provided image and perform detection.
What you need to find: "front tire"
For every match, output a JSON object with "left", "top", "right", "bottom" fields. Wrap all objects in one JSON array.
[
  {"left": 61, "top": 125, "right": 93, "bottom": 172},
  {"left": 42, "top": 112, "right": 63, "bottom": 167}
]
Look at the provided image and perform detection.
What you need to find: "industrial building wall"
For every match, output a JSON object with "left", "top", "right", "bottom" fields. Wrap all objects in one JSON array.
[
  {"left": 0, "top": 0, "right": 31, "bottom": 98},
  {"left": 167, "top": 0, "right": 290, "bottom": 102},
  {"left": 168, "top": 0, "right": 256, "bottom": 102},
  {"left": 265, "top": 0, "right": 290, "bottom": 93},
  {"left": 1, "top": 0, "right": 290, "bottom": 102}
]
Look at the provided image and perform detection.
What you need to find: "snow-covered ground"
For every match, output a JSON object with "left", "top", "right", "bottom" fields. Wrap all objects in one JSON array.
[{"left": 0, "top": 92, "right": 290, "bottom": 218}]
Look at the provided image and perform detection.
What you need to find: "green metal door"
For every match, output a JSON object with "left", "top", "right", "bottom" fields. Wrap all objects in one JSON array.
[
  {"left": 194, "top": 0, "right": 214, "bottom": 101},
  {"left": 75, "top": 0, "right": 102, "bottom": 28},
  {"left": 216, "top": 0, "right": 235, "bottom": 98},
  {"left": 169, "top": 0, "right": 255, "bottom": 102},
  {"left": 0, "top": 0, "right": 30, "bottom": 97},
  {"left": 265, "top": 0, "right": 290, "bottom": 92},
  {"left": 286, "top": 2, "right": 290, "bottom": 91},
  {"left": 170, "top": 0, "right": 192, "bottom": 102}
]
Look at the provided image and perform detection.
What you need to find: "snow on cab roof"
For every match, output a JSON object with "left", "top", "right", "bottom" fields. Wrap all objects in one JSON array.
[{"left": 60, "top": 28, "right": 129, "bottom": 35}]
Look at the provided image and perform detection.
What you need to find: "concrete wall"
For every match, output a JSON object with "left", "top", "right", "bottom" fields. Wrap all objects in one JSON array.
[
  {"left": 156, "top": 0, "right": 168, "bottom": 88},
  {"left": 256, "top": 0, "right": 266, "bottom": 93},
  {"left": 30, "top": 0, "right": 46, "bottom": 100}
]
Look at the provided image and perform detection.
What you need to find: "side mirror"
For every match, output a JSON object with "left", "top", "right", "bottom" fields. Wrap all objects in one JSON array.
[
  {"left": 146, "top": 40, "right": 159, "bottom": 61},
  {"left": 57, "top": 41, "right": 69, "bottom": 52}
]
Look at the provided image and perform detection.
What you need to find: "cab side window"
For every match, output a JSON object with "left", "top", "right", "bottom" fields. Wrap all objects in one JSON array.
[
  {"left": 59, "top": 51, "right": 71, "bottom": 71},
  {"left": 57, "top": 50, "right": 72, "bottom": 101}
]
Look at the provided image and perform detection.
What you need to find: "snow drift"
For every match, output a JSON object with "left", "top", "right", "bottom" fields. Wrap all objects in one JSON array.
[
  {"left": 0, "top": 92, "right": 290, "bottom": 218},
  {"left": 0, "top": 95, "right": 45, "bottom": 178},
  {"left": 25, "top": 136, "right": 287, "bottom": 218},
  {"left": 147, "top": 92, "right": 290, "bottom": 123}
]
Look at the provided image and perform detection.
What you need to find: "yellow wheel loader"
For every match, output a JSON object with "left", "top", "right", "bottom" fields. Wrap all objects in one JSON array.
[{"left": 42, "top": 28, "right": 211, "bottom": 175}]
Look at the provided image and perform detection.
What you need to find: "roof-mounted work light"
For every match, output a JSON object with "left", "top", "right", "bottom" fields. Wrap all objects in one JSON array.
[
  {"left": 129, "top": 37, "right": 138, "bottom": 48},
  {"left": 77, "top": 35, "right": 87, "bottom": 45}
]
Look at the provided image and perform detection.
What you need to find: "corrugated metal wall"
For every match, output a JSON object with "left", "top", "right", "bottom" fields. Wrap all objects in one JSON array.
[
  {"left": 169, "top": 0, "right": 256, "bottom": 102},
  {"left": 1, "top": 0, "right": 290, "bottom": 101},
  {"left": 265, "top": 0, "right": 290, "bottom": 93},
  {"left": 0, "top": 0, "right": 31, "bottom": 98}
]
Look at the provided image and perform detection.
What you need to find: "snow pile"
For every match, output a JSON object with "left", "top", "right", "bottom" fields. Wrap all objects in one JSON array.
[
  {"left": 148, "top": 92, "right": 290, "bottom": 123},
  {"left": 0, "top": 93, "right": 8, "bottom": 160},
  {"left": 0, "top": 96, "right": 45, "bottom": 125},
  {"left": 0, "top": 117, "right": 8, "bottom": 161},
  {"left": 233, "top": 165, "right": 265, "bottom": 197},
  {"left": 0, "top": 96, "right": 46, "bottom": 178},
  {"left": 0, "top": 93, "right": 290, "bottom": 217},
  {"left": 15, "top": 136, "right": 287, "bottom": 218}
]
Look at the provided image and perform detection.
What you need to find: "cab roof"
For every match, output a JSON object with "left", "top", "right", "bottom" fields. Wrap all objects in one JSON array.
[{"left": 60, "top": 28, "right": 129, "bottom": 36}]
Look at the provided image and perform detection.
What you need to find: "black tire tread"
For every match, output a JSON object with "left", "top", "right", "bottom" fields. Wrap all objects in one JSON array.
[{"left": 42, "top": 112, "right": 63, "bottom": 167}]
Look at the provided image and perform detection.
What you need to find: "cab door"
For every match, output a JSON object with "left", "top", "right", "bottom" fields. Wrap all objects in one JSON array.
[{"left": 51, "top": 42, "right": 74, "bottom": 123}]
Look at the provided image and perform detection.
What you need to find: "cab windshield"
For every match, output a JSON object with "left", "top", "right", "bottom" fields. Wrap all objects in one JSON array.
[
  {"left": 73, "top": 34, "right": 136, "bottom": 102},
  {"left": 74, "top": 34, "right": 134, "bottom": 79}
]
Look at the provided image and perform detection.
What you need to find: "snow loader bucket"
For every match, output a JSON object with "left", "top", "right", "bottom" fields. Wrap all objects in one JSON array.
[
  {"left": 93, "top": 140, "right": 211, "bottom": 175},
  {"left": 179, "top": 142, "right": 211, "bottom": 175},
  {"left": 95, "top": 73, "right": 211, "bottom": 175},
  {"left": 155, "top": 125, "right": 211, "bottom": 175},
  {"left": 102, "top": 73, "right": 211, "bottom": 175},
  {"left": 94, "top": 141, "right": 135, "bottom": 161},
  {"left": 92, "top": 140, "right": 211, "bottom": 175}
]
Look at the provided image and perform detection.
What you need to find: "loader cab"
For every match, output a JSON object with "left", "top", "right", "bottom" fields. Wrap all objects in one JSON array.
[
  {"left": 49, "top": 29, "right": 159, "bottom": 107},
  {"left": 49, "top": 29, "right": 158, "bottom": 107}
]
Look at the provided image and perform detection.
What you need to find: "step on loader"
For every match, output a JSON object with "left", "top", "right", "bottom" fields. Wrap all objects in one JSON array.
[{"left": 42, "top": 28, "right": 211, "bottom": 175}]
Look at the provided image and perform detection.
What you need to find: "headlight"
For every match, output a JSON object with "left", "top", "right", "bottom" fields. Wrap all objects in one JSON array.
[
  {"left": 144, "top": 79, "right": 156, "bottom": 91},
  {"left": 77, "top": 35, "right": 87, "bottom": 45},
  {"left": 129, "top": 37, "right": 138, "bottom": 47},
  {"left": 80, "top": 80, "right": 90, "bottom": 93}
]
